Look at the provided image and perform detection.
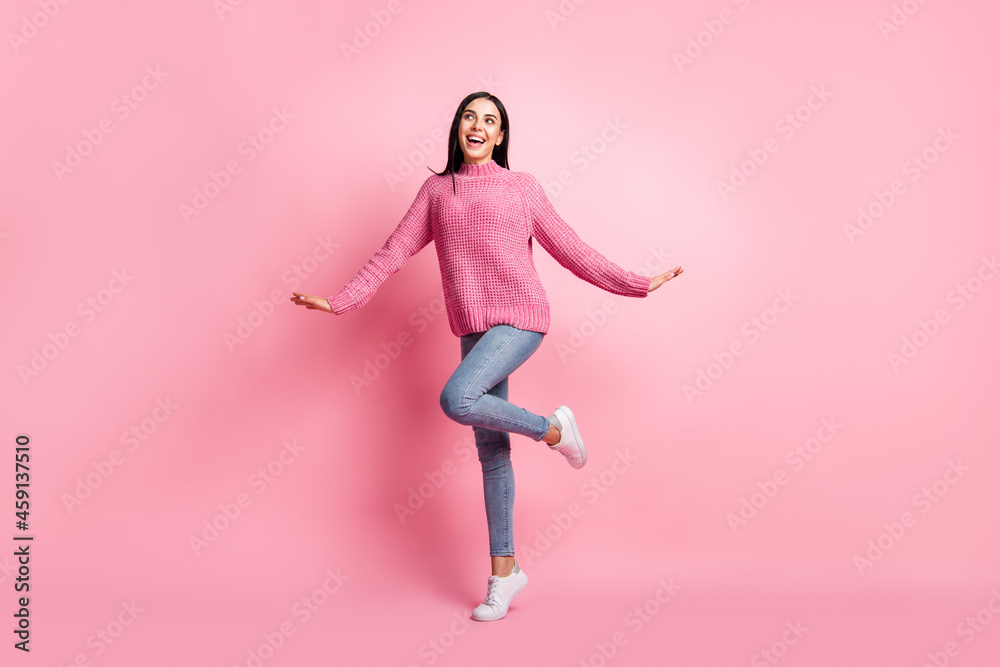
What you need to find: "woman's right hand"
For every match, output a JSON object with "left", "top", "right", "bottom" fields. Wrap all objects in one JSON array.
[
  {"left": 290, "top": 293, "right": 333, "bottom": 313},
  {"left": 648, "top": 266, "right": 683, "bottom": 292}
]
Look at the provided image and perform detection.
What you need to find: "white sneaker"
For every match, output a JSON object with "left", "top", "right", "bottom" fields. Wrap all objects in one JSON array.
[
  {"left": 471, "top": 561, "right": 528, "bottom": 621},
  {"left": 547, "top": 405, "right": 587, "bottom": 469}
]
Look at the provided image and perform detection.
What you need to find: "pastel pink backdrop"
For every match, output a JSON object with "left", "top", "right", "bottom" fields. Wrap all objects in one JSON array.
[{"left": 3, "top": 1, "right": 999, "bottom": 665}]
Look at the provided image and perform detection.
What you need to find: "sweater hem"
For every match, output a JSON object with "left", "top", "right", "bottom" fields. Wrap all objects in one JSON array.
[{"left": 448, "top": 305, "right": 551, "bottom": 337}]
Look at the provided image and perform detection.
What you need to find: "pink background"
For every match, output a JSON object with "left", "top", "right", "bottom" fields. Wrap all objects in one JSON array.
[{"left": 4, "top": 0, "right": 999, "bottom": 665}]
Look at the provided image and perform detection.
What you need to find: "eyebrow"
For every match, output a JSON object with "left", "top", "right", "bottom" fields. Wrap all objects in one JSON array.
[{"left": 464, "top": 110, "right": 497, "bottom": 119}]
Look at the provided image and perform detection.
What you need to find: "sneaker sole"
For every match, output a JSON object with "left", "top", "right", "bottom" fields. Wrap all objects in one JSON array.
[{"left": 556, "top": 405, "right": 587, "bottom": 468}]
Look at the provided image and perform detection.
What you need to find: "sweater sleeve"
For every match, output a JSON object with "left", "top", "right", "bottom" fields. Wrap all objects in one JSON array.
[
  {"left": 522, "top": 173, "right": 651, "bottom": 297},
  {"left": 327, "top": 176, "right": 435, "bottom": 314}
]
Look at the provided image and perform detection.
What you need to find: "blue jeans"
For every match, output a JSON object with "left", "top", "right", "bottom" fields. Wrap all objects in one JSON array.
[{"left": 439, "top": 324, "right": 551, "bottom": 557}]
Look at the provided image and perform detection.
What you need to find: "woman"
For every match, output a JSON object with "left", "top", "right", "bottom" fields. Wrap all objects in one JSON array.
[{"left": 292, "top": 91, "right": 682, "bottom": 621}]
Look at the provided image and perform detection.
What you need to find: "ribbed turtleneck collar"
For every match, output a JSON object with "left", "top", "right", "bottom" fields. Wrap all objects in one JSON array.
[{"left": 457, "top": 160, "right": 503, "bottom": 177}]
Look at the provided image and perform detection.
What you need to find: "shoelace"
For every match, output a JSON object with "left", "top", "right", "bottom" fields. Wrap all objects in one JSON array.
[{"left": 482, "top": 577, "right": 502, "bottom": 608}]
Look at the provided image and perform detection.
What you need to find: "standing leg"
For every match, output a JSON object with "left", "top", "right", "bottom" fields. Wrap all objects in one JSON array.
[
  {"left": 455, "top": 330, "right": 517, "bottom": 568},
  {"left": 448, "top": 327, "right": 532, "bottom": 621}
]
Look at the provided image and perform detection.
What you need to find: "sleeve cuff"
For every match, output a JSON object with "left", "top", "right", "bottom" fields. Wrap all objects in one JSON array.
[
  {"left": 626, "top": 272, "right": 653, "bottom": 297},
  {"left": 326, "top": 289, "right": 357, "bottom": 314}
]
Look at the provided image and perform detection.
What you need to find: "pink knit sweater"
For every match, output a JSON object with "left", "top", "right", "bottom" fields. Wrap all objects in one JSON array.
[{"left": 327, "top": 159, "right": 652, "bottom": 336}]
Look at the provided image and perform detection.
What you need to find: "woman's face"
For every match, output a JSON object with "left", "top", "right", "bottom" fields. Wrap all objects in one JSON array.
[{"left": 458, "top": 98, "right": 504, "bottom": 165}]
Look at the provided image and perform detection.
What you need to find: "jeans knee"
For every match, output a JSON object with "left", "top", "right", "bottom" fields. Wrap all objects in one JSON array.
[
  {"left": 473, "top": 423, "right": 508, "bottom": 463},
  {"left": 478, "top": 448, "right": 510, "bottom": 472},
  {"left": 440, "top": 383, "right": 472, "bottom": 423}
]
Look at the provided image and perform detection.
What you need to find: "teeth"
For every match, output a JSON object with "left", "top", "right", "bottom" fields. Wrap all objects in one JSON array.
[{"left": 468, "top": 136, "right": 484, "bottom": 144}]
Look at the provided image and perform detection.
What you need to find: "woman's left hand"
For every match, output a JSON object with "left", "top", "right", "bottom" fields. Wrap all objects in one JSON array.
[{"left": 648, "top": 266, "right": 683, "bottom": 292}]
